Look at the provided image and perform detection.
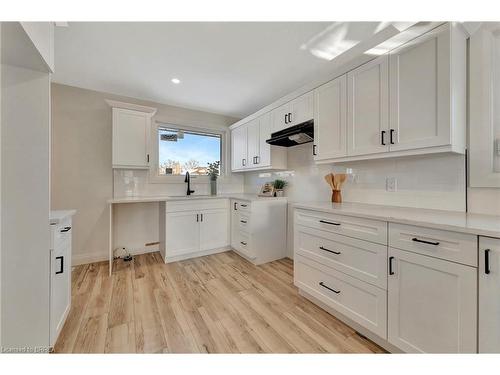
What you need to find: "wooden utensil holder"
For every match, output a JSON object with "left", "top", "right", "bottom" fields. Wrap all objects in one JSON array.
[{"left": 331, "top": 190, "right": 342, "bottom": 203}]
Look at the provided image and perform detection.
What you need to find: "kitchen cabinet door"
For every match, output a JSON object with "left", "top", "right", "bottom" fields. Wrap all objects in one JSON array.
[
  {"left": 200, "top": 209, "right": 229, "bottom": 251},
  {"left": 389, "top": 24, "right": 459, "bottom": 151},
  {"left": 271, "top": 102, "right": 292, "bottom": 133},
  {"left": 257, "top": 112, "right": 272, "bottom": 167},
  {"left": 388, "top": 247, "right": 477, "bottom": 353},
  {"left": 231, "top": 124, "right": 248, "bottom": 171},
  {"left": 347, "top": 55, "right": 390, "bottom": 156},
  {"left": 50, "top": 244, "right": 71, "bottom": 345},
  {"left": 165, "top": 211, "right": 200, "bottom": 257},
  {"left": 479, "top": 237, "right": 500, "bottom": 353},
  {"left": 290, "top": 91, "right": 314, "bottom": 126},
  {"left": 112, "top": 108, "right": 150, "bottom": 168},
  {"left": 246, "top": 118, "right": 260, "bottom": 168},
  {"left": 314, "top": 75, "right": 347, "bottom": 161}
]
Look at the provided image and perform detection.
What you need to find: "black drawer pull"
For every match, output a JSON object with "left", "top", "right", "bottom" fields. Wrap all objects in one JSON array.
[
  {"left": 485, "top": 249, "right": 491, "bottom": 275},
  {"left": 240, "top": 220, "right": 247, "bottom": 224},
  {"left": 412, "top": 237, "right": 440, "bottom": 246},
  {"left": 240, "top": 241, "right": 247, "bottom": 246},
  {"left": 234, "top": 202, "right": 237, "bottom": 211},
  {"left": 56, "top": 256, "right": 64, "bottom": 274},
  {"left": 319, "top": 246, "right": 341, "bottom": 255},
  {"left": 240, "top": 204, "right": 248, "bottom": 208},
  {"left": 389, "top": 256, "right": 395, "bottom": 275},
  {"left": 319, "top": 220, "right": 341, "bottom": 226},
  {"left": 60, "top": 226, "right": 72, "bottom": 233},
  {"left": 319, "top": 281, "right": 340, "bottom": 294}
]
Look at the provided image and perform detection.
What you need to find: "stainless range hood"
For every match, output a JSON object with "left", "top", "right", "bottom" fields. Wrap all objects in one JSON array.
[{"left": 265, "top": 120, "right": 314, "bottom": 147}]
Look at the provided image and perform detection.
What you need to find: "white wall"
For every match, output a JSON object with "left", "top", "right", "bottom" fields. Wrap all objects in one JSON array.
[
  {"left": 51, "top": 83, "right": 243, "bottom": 265},
  {"left": 1, "top": 63, "right": 51, "bottom": 348}
]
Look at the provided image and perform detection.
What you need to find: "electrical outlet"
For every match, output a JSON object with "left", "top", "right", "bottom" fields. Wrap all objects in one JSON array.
[{"left": 386, "top": 177, "right": 397, "bottom": 192}]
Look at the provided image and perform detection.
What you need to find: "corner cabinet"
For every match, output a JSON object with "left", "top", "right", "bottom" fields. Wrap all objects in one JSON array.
[
  {"left": 107, "top": 100, "right": 157, "bottom": 169},
  {"left": 231, "top": 112, "right": 287, "bottom": 172}
]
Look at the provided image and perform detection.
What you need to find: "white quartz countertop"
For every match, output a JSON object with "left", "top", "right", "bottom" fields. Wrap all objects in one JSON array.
[
  {"left": 50, "top": 209, "right": 77, "bottom": 225},
  {"left": 107, "top": 193, "right": 287, "bottom": 204},
  {"left": 293, "top": 201, "right": 500, "bottom": 238}
]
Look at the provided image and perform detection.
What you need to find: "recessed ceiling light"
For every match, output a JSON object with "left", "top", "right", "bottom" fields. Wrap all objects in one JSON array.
[{"left": 171, "top": 78, "right": 181, "bottom": 84}]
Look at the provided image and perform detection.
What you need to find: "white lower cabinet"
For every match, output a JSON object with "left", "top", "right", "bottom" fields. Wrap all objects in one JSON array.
[
  {"left": 295, "top": 255, "right": 387, "bottom": 339},
  {"left": 230, "top": 199, "right": 287, "bottom": 265},
  {"left": 387, "top": 247, "right": 477, "bottom": 353},
  {"left": 160, "top": 199, "right": 229, "bottom": 263},
  {"left": 49, "top": 214, "right": 74, "bottom": 347},
  {"left": 479, "top": 236, "right": 500, "bottom": 353}
]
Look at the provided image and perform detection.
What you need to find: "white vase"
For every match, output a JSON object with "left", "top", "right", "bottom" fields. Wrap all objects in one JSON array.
[{"left": 275, "top": 189, "right": 284, "bottom": 197}]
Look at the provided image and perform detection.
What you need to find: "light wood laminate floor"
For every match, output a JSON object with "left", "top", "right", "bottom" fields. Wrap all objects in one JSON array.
[{"left": 54, "top": 251, "right": 384, "bottom": 353}]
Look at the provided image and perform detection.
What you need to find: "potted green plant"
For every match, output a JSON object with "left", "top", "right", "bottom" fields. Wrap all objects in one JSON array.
[
  {"left": 273, "top": 179, "right": 288, "bottom": 197},
  {"left": 207, "top": 161, "right": 220, "bottom": 195}
]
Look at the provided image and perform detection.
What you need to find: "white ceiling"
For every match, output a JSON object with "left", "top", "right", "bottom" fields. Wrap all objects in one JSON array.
[{"left": 52, "top": 22, "right": 392, "bottom": 118}]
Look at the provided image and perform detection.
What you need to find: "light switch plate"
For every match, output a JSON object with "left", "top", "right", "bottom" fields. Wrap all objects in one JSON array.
[{"left": 386, "top": 177, "right": 397, "bottom": 192}]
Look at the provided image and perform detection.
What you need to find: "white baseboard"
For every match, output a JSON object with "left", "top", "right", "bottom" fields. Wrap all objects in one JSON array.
[
  {"left": 72, "top": 246, "right": 159, "bottom": 266},
  {"left": 162, "top": 246, "right": 231, "bottom": 263}
]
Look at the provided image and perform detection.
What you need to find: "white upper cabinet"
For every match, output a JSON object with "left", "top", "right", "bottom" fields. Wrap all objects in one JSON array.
[
  {"left": 479, "top": 236, "right": 500, "bottom": 353},
  {"left": 389, "top": 23, "right": 466, "bottom": 152},
  {"left": 469, "top": 23, "right": 500, "bottom": 187},
  {"left": 258, "top": 112, "right": 272, "bottom": 167},
  {"left": 313, "top": 75, "right": 347, "bottom": 161},
  {"left": 271, "top": 91, "right": 314, "bottom": 133},
  {"left": 231, "top": 112, "right": 286, "bottom": 172},
  {"left": 231, "top": 124, "right": 248, "bottom": 170},
  {"left": 109, "top": 101, "right": 157, "bottom": 169},
  {"left": 291, "top": 91, "right": 314, "bottom": 126},
  {"left": 347, "top": 55, "right": 390, "bottom": 156}
]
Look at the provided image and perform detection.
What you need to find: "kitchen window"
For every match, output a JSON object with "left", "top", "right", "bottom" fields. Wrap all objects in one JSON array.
[{"left": 151, "top": 123, "right": 224, "bottom": 182}]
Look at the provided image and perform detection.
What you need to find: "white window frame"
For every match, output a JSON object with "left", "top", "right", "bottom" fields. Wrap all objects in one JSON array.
[{"left": 148, "top": 121, "right": 227, "bottom": 184}]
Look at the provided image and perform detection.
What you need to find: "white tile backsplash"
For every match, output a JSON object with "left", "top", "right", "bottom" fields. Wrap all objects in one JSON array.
[
  {"left": 113, "top": 169, "right": 245, "bottom": 197},
  {"left": 244, "top": 144, "right": 466, "bottom": 211}
]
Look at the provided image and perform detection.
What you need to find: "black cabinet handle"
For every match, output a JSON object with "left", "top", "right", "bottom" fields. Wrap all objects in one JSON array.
[
  {"left": 196, "top": 214, "right": 199, "bottom": 222},
  {"left": 60, "top": 226, "right": 71, "bottom": 233},
  {"left": 485, "top": 249, "right": 491, "bottom": 275},
  {"left": 412, "top": 237, "right": 440, "bottom": 246},
  {"left": 255, "top": 156, "right": 259, "bottom": 164},
  {"left": 313, "top": 144, "right": 317, "bottom": 156},
  {"left": 240, "top": 241, "right": 247, "bottom": 246},
  {"left": 389, "top": 256, "right": 395, "bottom": 275},
  {"left": 284, "top": 114, "right": 288, "bottom": 124},
  {"left": 234, "top": 202, "right": 237, "bottom": 211},
  {"left": 240, "top": 204, "right": 248, "bottom": 208},
  {"left": 201, "top": 214, "right": 203, "bottom": 222},
  {"left": 319, "top": 246, "right": 341, "bottom": 255},
  {"left": 242, "top": 158, "right": 246, "bottom": 166},
  {"left": 147, "top": 154, "right": 150, "bottom": 163},
  {"left": 288, "top": 113, "right": 292, "bottom": 123},
  {"left": 240, "top": 220, "right": 247, "bottom": 224},
  {"left": 319, "top": 220, "right": 341, "bottom": 226},
  {"left": 56, "top": 256, "right": 64, "bottom": 274},
  {"left": 390, "top": 129, "right": 395, "bottom": 144},
  {"left": 381, "top": 130, "right": 386, "bottom": 145},
  {"left": 319, "top": 281, "right": 340, "bottom": 294}
]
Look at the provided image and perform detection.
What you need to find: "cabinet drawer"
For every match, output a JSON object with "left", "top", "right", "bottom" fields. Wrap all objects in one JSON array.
[
  {"left": 234, "top": 200, "right": 251, "bottom": 213},
  {"left": 295, "top": 255, "right": 387, "bottom": 339},
  {"left": 389, "top": 223, "right": 477, "bottom": 266},
  {"left": 53, "top": 218, "right": 72, "bottom": 251},
  {"left": 295, "top": 209, "right": 387, "bottom": 245},
  {"left": 238, "top": 214, "right": 250, "bottom": 234},
  {"left": 166, "top": 198, "right": 229, "bottom": 213},
  {"left": 295, "top": 225, "right": 387, "bottom": 289},
  {"left": 234, "top": 232, "right": 256, "bottom": 260}
]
